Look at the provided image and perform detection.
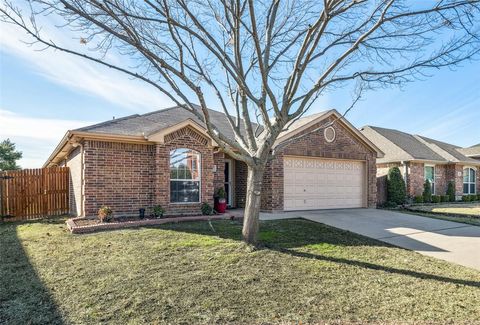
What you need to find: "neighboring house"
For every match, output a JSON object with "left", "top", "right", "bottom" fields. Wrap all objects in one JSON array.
[
  {"left": 459, "top": 144, "right": 480, "bottom": 161},
  {"left": 45, "top": 106, "right": 382, "bottom": 217},
  {"left": 360, "top": 126, "right": 480, "bottom": 201}
]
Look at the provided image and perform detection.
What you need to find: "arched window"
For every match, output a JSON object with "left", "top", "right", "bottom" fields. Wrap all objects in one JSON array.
[
  {"left": 463, "top": 167, "right": 476, "bottom": 195},
  {"left": 170, "top": 148, "right": 201, "bottom": 203}
]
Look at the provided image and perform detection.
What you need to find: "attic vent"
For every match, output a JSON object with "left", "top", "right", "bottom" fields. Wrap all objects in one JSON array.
[{"left": 324, "top": 126, "right": 336, "bottom": 143}]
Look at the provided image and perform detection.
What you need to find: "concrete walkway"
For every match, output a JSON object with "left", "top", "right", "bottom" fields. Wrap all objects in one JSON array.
[{"left": 260, "top": 209, "right": 480, "bottom": 271}]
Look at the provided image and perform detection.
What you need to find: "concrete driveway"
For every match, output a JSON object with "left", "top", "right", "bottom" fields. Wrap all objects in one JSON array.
[{"left": 260, "top": 209, "right": 480, "bottom": 270}]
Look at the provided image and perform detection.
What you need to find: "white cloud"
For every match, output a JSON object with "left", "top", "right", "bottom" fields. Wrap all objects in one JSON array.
[
  {"left": 0, "top": 109, "right": 92, "bottom": 168},
  {"left": 0, "top": 17, "right": 172, "bottom": 112}
]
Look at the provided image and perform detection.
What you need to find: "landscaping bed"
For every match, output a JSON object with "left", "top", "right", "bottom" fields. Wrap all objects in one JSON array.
[
  {"left": 67, "top": 212, "right": 241, "bottom": 234},
  {"left": 2, "top": 217, "right": 480, "bottom": 324},
  {"left": 405, "top": 202, "right": 480, "bottom": 218}
]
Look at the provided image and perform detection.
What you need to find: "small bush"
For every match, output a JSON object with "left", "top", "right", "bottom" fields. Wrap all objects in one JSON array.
[
  {"left": 446, "top": 181, "right": 455, "bottom": 202},
  {"left": 153, "top": 205, "right": 165, "bottom": 218},
  {"left": 469, "top": 194, "right": 477, "bottom": 202},
  {"left": 423, "top": 180, "right": 432, "bottom": 203},
  {"left": 201, "top": 202, "right": 213, "bottom": 215},
  {"left": 431, "top": 195, "right": 440, "bottom": 203},
  {"left": 386, "top": 167, "right": 406, "bottom": 205},
  {"left": 383, "top": 201, "right": 398, "bottom": 208},
  {"left": 440, "top": 195, "right": 449, "bottom": 203},
  {"left": 98, "top": 206, "right": 113, "bottom": 223},
  {"left": 414, "top": 195, "right": 424, "bottom": 204},
  {"left": 477, "top": 194, "right": 480, "bottom": 201},
  {"left": 214, "top": 187, "right": 226, "bottom": 199},
  {"left": 462, "top": 195, "right": 470, "bottom": 202}
]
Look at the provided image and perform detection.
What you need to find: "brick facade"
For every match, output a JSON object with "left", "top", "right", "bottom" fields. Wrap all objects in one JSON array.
[
  {"left": 71, "top": 118, "right": 380, "bottom": 217},
  {"left": 377, "top": 161, "right": 478, "bottom": 201},
  {"left": 83, "top": 140, "right": 156, "bottom": 217},
  {"left": 81, "top": 126, "right": 215, "bottom": 218},
  {"left": 261, "top": 116, "right": 378, "bottom": 211}
]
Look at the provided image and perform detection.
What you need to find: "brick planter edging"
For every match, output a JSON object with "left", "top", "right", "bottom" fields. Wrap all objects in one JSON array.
[{"left": 66, "top": 213, "right": 243, "bottom": 234}]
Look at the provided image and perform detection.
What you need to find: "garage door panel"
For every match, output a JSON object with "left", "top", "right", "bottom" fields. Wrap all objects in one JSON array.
[{"left": 284, "top": 157, "right": 366, "bottom": 211}]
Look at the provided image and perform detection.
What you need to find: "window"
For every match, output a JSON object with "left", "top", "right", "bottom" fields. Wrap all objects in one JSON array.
[
  {"left": 463, "top": 168, "right": 476, "bottom": 195},
  {"left": 170, "top": 148, "right": 200, "bottom": 203},
  {"left": 424, "top": 165, "right": 435, "bottom": 194}
]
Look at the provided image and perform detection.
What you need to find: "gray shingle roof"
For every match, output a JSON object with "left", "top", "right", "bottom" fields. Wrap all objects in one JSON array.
[
  {"left": 75, "top": 105, "right": 260, "bottom": 142},
  {"left": 362, "top": 126, "right": 446, "bottom": 162},
  {"left": 361, "top": 126, "right": 479, "bottom": 164},
  {"left": 459, "top": 144, "right": 480, "bottom": 157}
]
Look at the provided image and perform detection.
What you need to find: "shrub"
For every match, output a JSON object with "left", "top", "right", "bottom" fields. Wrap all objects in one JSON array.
[
  {"left": 414, "top": 195, "right": 424, "bottom": 204},
  {"left": 446, "top": 181, "right": 455, "bottom": 202},
  {"left": 386, "top": 167, "right": 406, "bottom": 205},
  {"left": 431, "top": 195, "right": 441, "bottom": 203},
  {"left": 98, "top": 206, "right": 113, "bottom": 223},
  {"left": 462, "top": 195, "right": 470, "bottom": 202},
  {"left": 470, "top": 194, "right": 477, "bottom": 202},
  {"left": 152, "top": 205, "right": 165, "bottom": 218},
  {"left": 383, "top": 201, "right": 398, "bottom": 208},
  {"left": 214, "top": 187, "right": 226, "bottom": 199},
  {"left": 201, "top": 202, "right": 213, "bottom": 215},
  {"left": 477, "top": 194, "right": 480, "bottom": 201},
  {"left": 440, "top": 195, "right": 449, "bottom": 203},
  {"left": 423, "top": 180, "right": 432, "bottom": 203}
]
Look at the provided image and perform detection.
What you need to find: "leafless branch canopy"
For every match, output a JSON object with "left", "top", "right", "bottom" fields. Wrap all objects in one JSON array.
[{"left": 2, "top": 0, "right": 480, "bottom": 164}]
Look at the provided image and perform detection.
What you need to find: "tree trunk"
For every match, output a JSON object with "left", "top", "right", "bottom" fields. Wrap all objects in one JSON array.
[{"left": 242, "top": 164, "right": 266, "bottom": 245}]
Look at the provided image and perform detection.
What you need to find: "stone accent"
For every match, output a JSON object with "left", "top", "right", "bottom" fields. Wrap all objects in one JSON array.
[{"left": 262, "top": 116, "right": 378, "bottom": 211}]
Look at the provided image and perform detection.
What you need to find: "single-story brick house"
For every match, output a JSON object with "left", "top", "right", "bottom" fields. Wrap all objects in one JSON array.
[
  {"left": 360, "top": 126, "right": 480, "bottom": 201},
  {"left": 45, "top": 106, "right": 383, "bottom": 217}
]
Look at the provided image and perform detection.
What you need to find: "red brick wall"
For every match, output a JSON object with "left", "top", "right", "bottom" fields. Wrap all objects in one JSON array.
[
  {"left": 235, "top": 160, "right": 248, "bottom": 208},
  {"left": 213, "top": 152, "right": 225, "bottom": 192},
  {"left": 262, "top": 116, "right": 378, "bottom": 211},
  {"left": 83, "top": 126, "right": 215, "bottom": 218},
  {"left": 434, "top": 164, "right": 447, "bottom": 195},
  {"left": 406, "top": 162, "right": 424, "bottom": 197},
  {"left": 83, "top": 141, "right": 155, "bottom": 217},
  {"left": 153, "top": 127, "right": 214, "bottom": 216}
]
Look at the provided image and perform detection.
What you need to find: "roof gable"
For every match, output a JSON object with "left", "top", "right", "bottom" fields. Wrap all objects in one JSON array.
[{"left": 275, "top": 110, "right": 384, "bottom": 157}]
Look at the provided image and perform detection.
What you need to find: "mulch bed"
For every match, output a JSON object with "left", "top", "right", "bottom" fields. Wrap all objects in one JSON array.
[{"left": 67, "top": 212, "right": 243, "bottom": 234}]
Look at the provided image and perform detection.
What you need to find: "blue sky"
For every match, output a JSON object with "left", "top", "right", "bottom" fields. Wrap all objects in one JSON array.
[{"left": 1, "top": 19, "right": 479, "bottom": 168}]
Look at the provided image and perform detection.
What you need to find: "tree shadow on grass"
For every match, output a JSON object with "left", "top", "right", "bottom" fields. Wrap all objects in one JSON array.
[
  {"left": 155, "top": 218, "right": 480, "bottom": 289},
  {"left": 0, "top": 221, "right": 64, "bottom": 324}
]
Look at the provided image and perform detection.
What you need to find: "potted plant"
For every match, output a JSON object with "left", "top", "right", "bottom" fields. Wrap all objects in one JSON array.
[
  {"left": 214, "top": 187, "right": 227, "bottom": 214},
  {"left": 152, "top": 205, "right": 165, "bottom": 219},
  {"left": 98, "top": 206, "right": 113, "bottom": 223}
]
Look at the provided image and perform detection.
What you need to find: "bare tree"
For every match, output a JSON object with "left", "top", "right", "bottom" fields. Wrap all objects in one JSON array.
[{"left": 2, "top": 0, "right": 479, "bottom": 244}]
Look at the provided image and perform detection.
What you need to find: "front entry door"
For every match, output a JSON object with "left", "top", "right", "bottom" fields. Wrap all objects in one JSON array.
[{"left": 224, "top": 160, "right": 233, "bottom": 207}]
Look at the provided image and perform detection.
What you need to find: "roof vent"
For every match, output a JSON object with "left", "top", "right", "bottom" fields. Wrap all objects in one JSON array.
[{"left": 324, "top": 126, "right": 336, "bottom": 143}]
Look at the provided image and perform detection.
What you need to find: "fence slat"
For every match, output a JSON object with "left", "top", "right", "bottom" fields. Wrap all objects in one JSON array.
[{"left": 0, "top": 167, "right": 69, "bottom": 221}]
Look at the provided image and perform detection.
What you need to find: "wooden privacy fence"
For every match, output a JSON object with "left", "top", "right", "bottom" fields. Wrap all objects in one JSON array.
[{"left": 0, "top": 167, "right": 69, "bottom": 221}]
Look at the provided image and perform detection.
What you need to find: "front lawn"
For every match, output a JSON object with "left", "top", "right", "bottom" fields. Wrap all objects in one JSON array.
[{"left": 1, "top": 218, "right": 480, "bottom": 324}]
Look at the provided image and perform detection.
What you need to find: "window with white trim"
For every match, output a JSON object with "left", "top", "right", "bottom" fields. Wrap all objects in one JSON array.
[
  {"left": 463, "top": 167, "right": 476, "bottom": 195},
  {"left": 424, "top": 165, "right": 435, "bottom": 194},
  {"left": 170, "top": 148, "right": 201, "bottom": 203}
]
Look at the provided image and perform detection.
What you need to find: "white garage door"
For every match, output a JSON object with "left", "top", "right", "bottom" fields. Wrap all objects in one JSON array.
[{"left": 284, "top": 157, "right": 366, "bottom": 211}]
